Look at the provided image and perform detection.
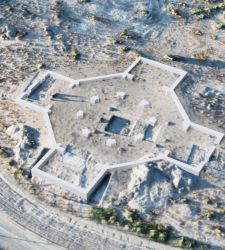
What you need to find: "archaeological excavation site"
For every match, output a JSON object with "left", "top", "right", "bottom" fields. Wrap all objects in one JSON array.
[
  {"left": 2, "top": 54, "right": 225, "bottom": 249},
  {"left": 1, "top": 1, "right": 225, "bottom": 249},
  {"left": 13, "top": 57, "right": 223, "bottom": 204}
]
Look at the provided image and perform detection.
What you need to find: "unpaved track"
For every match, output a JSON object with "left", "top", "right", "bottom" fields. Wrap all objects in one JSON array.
[{"left": 0, "top": 177, "right": 177, "bottom": 250}]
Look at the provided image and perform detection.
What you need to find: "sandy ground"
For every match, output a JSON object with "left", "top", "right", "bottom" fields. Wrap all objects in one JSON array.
[
  {"left": 0, "top": 0, "right": 225, "bottom": 249},
  {"left": 0, "top": 210, "right": 64, "bottom": 250}
]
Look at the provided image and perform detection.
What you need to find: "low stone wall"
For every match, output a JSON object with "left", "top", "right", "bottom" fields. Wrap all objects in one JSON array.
[{"left": 16, "top": 57, "right": 224, "bottom": 200}]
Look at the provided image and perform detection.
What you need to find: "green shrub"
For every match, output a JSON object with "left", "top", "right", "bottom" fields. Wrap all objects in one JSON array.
[
  {"left": 215, "top": 23, "right": 225, "bottom": 29},
  {"left": 174, "top": 236, "right": 196, "bottom": 248},
  {"left": 88, "top": 207, "right": 118, "bottom": 224},
  {"left": 215, "top": 228, "right": 225, "bottom": 237},
  {"left": 158, "top": 232, "right": 167, "bottom": 242},
  {"left": 123, "top": 209, "right": 139, "bottom": 223},
  {"left": 204, "top": 209, "right": 215, "bottom": 220},
  {"left": 70, "top": 49, "right": 80, "bottom": 60},
  {"left": 149, "top": 229, "right": 158, "bottom": 240},
  {"left": 219, "top": 207, "right": 225, "bottom": 215},
  {"left": 0, "top": 147, "right": 11, "bottom": 158}
]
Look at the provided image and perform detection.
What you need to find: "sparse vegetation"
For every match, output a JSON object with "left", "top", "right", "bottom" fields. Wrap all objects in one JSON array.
[
  {"left": 194, "top": 51, "right": 208, "bottom": 60},
  {"left": 192, "top": 29, "right": 203, "bottom": 36},
  {"left": 0, "top": 146, "right": 11, "bottom": 158},
  {"left": 129, "top": 50, "right": 141, "bottom": 59},
  {"left": 204, "top": 209, "right": 216, "bottom": 220},
  {"left": 140, "top": 9, "right": 149, "bottom": 16},
  {"left": 107, "top": 37, "right": 119, "bottom": 46},
  {"left": 70, "top": 49, "right": 80, "bottom": 60},
  {"left": 173, "top": 236, "right": 196, "bottom": 249},
  {"left": 120, "top": 29, "right": 136, "bottom": 40},
  {"left": 168, "top": 7, "right": 181, "bottom": 17},
  {"left": 119, "top": 45, "right": 130, "bottom": 53},
  {"left": 88, "top": 207, "right": 118, "bottom": 225},
  {"left": 88, "top": 207, "right": 197, "bottom": 247},
  {"left": 190, "top": 0, "right": 225, "bottom": 20},
  {"left": 215, "top": 22, "right": 225, "bottom": 29},
  {"left": 202, "top": 197, "right": 212, "bottom": 205},
  {"left": 215, "top": 227, "right": 225, "bottom": 237}
]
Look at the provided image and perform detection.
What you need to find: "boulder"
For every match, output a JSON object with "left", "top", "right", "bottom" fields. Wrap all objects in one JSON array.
[
  {"left": 90, "top": 96, "right": 100, "bottom": 104},
  {"left": 106, "top": 138, "right": 117, "bottom": 147},
  {"left": 139, "top": 99, "right": 150, "bottom": 108},
  {"left": 171, "top": 167, "right": 182, "bottom": 188},
  {"left": 6, "top": 125, "right": 22, "bottom": 140}
]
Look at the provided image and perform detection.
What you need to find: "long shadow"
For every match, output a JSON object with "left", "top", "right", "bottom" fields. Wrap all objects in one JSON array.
[
  {"left": 171, "top": 55, "right": 225, "bottom": 69},
  {"left": 51, "top": 93, "right": 86, "bottom": 102}
]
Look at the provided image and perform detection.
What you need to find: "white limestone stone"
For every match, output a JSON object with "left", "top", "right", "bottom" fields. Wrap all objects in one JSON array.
[
  {"left": 47, "top": 104, "right": 53, "bottom": 114},
  {"left": 171, "top": 167, "right": 182, "bottom": 189},
  {"left": 106, "top": 138, "right": 117, "bottom": 147},
  {"left": 77, "top": 110, "right": 84, "bottom": 119},
  {"left": 6, "top": 125, "right": 22, "bottom": 140},
  {"left": 133, "top": 133, "right": 143, "bottom": 143},
  {"left": 139, "top": 99, "right": 150, "bottom": 108},
  {"left": 82, "top": 128, "right": 92, "bottom": 138},
  {"left": 116, "top": 92, "right": 127, "bottom": 100},
  {"left": 90, "top": 95, "right": 100, "bottom": 104},
  {"left": 164, "top": 150, "right": 170, "bottom": 157},
  {"left": 148, "top": 117, "right": 157, "bottom": 127}
]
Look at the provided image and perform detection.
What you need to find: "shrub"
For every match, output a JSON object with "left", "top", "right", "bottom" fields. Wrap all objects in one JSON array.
[
  {"left": 119, "top": 46, "right": 130, "bottom": 53},
  {"left": 158, "top": 232, "right": 167, "bottom": 242},
  {"left": 174, "top": 236, "right": 196, "bottom": 248},
  {"left": 0, "top": 147, "right": 12, "bottom": 158},
  {"left": 215, "top": 228, "right": 225, "bottom": 237},
  {"left": 88, "top": 207, "right": 118, "bottom": 224},
  {"left": 123, "top": 209, "right": 139, "bottom": 223},
  {"left": 149, "top": 229, "right": 158, "bottom": 240},
  {"left": 204, "top": 209, "right": 215, "bottom": 220},
  {"left": 70, "top": 49, "right": 80, "bottom": 60},
  {"left": 215, "top": 23, "right": 225, "bottom": 30},
  {"left": 219, "top": 206, "right": 225, "bottom": 215}
]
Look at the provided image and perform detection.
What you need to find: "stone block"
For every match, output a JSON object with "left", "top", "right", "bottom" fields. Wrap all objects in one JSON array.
[
  {"left": 90, "top": 96, "right": 100, "bottom": 104},
  {"left": 77, "top": 110, "right": 84, "bottom": 119},
  {"left": 82, "top": 128, "right": 92, "bottom": 138},
  {"left": 148, "top": 117, "right": 157, "bottom": 127},
  {"left": 139, "top": 99, "right": 150, "bottom": 108},
  {"left": 116, "top": 92, "right": 127, "bottom": 100},
  {"left": 133, "top": 133, "right": 143, "bottom": 143},
  {"left": 106, "top": 139, "right": 117, "bottom": 147}
]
